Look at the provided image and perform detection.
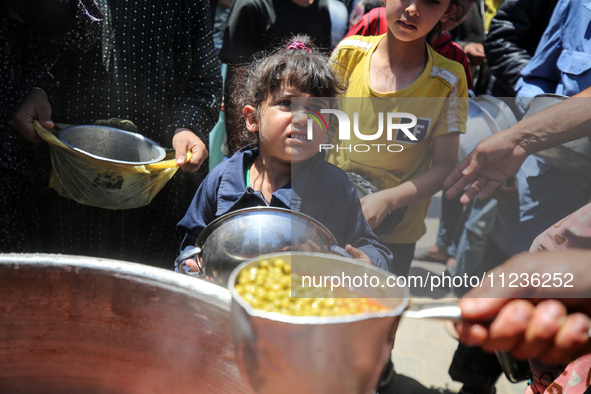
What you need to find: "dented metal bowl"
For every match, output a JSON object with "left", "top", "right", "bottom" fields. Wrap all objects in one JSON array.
[
  {"left": 59, "top": 125, "right": 166, "bottom": 165},
  {"left": 176, "top": 207, "right": 343, "bottom": 286}
]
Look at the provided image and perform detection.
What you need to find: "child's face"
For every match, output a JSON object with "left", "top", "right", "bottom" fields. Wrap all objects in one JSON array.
[
  {"left": 244, "top": 85, "right": 329, "bottom": 165},
  {"left": 384, "top": 0, "right": 456, "bottom": 42}
]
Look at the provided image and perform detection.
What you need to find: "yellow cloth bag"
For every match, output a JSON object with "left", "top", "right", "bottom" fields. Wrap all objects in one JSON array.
[{"left": 35, "top": 121, "right": 187, "bottom": 210}]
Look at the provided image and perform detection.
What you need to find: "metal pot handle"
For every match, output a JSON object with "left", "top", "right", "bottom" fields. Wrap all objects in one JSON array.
[
  {"left": 402, "top": 302, "right": 462, "bottom": 321},
  {"left": 175, "top": 246, "right": 204, "bottom": 278},
  {"left": 403, "top": 302, "right": 533, "bottom": 383}
]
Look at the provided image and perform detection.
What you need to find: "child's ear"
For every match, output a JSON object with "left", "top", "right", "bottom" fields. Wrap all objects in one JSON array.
[
  {"left": 243, "top": 105, "right": 259, "bottom": 132},
  {"left": 441, "top": 3, "right": 461, "bottom": 23}
]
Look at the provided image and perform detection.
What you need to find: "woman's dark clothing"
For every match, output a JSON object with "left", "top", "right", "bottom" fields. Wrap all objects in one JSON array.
[
  {"left": 40, "top": 0, "right": 222, "bottom": 268},
  {"left": 0, "top": 1, "right": 102, "bottom": 252}
]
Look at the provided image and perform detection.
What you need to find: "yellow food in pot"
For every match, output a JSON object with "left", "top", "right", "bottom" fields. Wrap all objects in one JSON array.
[{"left": 234, "top": 258, "right": 386, "bottom": 316}]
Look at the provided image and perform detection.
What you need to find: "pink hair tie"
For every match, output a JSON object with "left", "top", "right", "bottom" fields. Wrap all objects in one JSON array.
[{"left": 286, "top": 41, "right": 312, "bottom": 53}]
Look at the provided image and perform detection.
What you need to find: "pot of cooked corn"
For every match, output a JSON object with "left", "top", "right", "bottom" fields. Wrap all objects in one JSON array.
[{"left": 228, "top": 252, "right": 462, "bottom": 394}]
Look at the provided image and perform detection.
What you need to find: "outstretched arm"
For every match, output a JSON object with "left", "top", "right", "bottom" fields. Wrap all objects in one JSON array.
[
  {"left": 362, "top": 132, "right": 460, "bottom": 228},
  {"left": 444, "top": 89, "right": 591, "bottom": 204}
]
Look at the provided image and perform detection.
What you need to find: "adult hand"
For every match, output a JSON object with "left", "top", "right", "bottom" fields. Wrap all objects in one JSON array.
[
  {"left": 172, "top": 128, "right": 208, "bottom": 173},
  {"left": 443, "top": 130, "right": 528, "bottom": 204},
  {"left": 455, "top": 249, "right": 591, "bottom": 366},
  {"left": 11, "top": 89, "right": 54, "bottom": 143},
  {"left": 464, "top": 43, "right": 486, "bottom": 67}
]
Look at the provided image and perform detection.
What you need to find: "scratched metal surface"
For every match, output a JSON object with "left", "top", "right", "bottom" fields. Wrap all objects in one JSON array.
[{"left": 0, "top": 254, "right": 248, "bottom": 394}]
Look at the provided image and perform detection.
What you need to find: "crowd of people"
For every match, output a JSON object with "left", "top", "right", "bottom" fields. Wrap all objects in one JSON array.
[{"left": 2, "top": 0, "right": 591, "bottom": 393}]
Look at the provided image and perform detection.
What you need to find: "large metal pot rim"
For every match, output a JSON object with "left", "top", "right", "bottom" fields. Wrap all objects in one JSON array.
[
  {"left": 0, "top": 253, "right": 231, "bottom": 304},
  {"left": 228, "top": 252, "right": 410, "bottom": 325},
  {"left": 194, "top": 206, "right": 339, "bottom": 248}
]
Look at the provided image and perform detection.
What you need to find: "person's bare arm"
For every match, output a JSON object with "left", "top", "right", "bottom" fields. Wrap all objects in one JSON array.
[
  {"left": 444, "top": 88, "right": 591, "bottom": 203},
  {"left": 361, "top": 132, "right": 459, "bottom": 228}
]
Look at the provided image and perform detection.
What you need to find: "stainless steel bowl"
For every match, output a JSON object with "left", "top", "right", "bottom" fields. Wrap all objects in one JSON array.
[
  {"left": 0, "top": 254, "right": 247, "bottom": 393},
  {"left": 177, "top": 207, "right": 344, "bottom": 286},
  {"left": 59, "top": 125, "right": 166, "bottom": 165}
]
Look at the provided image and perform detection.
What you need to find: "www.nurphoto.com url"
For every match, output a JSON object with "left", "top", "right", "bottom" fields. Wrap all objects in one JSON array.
[{"left": 299, "top": 271, "right": 575, "bottom": 293}]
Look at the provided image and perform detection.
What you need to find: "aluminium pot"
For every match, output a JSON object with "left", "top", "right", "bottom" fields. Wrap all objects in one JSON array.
[
  {"left": 228, "top": 252, "right": 461, "bottom": 394},
  {"left": 176, "top": 207, "right": 346, "bottom": 286},
  {"left": 459, "top": 98, "right": 502, "bottom": 161},
  {"left": 472, "top": 95, "right": 519, "bottom": 132},
  {"left": 0, "top": 254, "right": 247, "bottom": 394}
]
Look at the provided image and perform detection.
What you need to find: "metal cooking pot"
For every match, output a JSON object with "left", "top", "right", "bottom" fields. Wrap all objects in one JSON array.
[
  {"left": 473, "top": 95, "right": 519, "bottom": 131},
  {"left": 59, "top": 125, "right": 166, "bottom": 165},
  {"left": 176, "top": 207, "right": 346, "bottom": 286},
  {"left": 228, "top": 252, "right": 461, "bottom": 394},
  {"left": 526, "top": 94, "right": 591, "bottom": 175},
  {"left": 0, "top": 254, "right": 247, "bottom": 394},
  {"left": 460, "top": 99, "right": 502, "bottom": 161}
]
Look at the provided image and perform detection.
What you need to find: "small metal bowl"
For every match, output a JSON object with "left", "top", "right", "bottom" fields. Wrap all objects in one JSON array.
[
  {"left": 176, "top": 207, "right": 346, "bottom": 286},
  {"left": 58, "top": 125, "right": 166, "bottom": 165}
]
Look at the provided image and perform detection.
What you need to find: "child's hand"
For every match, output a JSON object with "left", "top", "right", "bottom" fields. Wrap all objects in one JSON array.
[
  {"left": 360, "top": 191, "right": 393, "bottom": 229},
  {"left": 345, "top": 244, "right": 372, "bottom": 266},
  {"left": 185, "top": 258, "right": 201, "bottom": 272}
]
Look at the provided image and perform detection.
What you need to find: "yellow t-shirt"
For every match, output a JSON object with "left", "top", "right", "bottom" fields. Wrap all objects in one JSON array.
[
  {"left": 328, "top": 35, "right": 468, "bottom": 244},
  {"left": 484, "top": 0, "right": 504, "bottom": 32}
]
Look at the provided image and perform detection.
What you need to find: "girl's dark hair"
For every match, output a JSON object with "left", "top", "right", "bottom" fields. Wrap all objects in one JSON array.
[{"left": 237, "top": 34, "right": 347, "bottom": 146}]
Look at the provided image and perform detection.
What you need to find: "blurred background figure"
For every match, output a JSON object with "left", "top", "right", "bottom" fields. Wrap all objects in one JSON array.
[
  {"left": 484, "top": 0, "right": 558, "bottom": 97},
  {"left": 444, "top": 86, "right": 591, "bottom": 394},
  {"left": 449, "top": 0, "right": 503, "bottom": 96},
  {"left": 514, "top": 0, "right": 591, "bottom": 114},
  {"left": 328, "top": 0, "right": 350, "bottom": 48}
]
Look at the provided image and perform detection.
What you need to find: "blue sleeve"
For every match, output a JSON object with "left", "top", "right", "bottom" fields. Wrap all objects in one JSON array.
[
  {"left": 342, "top": 194, "right": 393, "bottom": 271},
  {"left": 177, "top": 163, "right": 225, "bottom": 256},
  {"left": 515, "top": 0, "right": 566, "bottom": 97}
]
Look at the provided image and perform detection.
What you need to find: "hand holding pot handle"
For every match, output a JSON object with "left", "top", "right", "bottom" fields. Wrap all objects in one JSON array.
[{"left": 175, "top": 246, "right": 205, "bottom": 278}]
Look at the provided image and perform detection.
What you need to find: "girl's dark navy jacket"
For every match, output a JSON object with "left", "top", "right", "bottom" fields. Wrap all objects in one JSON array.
[{"left": 177, "top": 146, "right": 392, "bottom": 270}]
